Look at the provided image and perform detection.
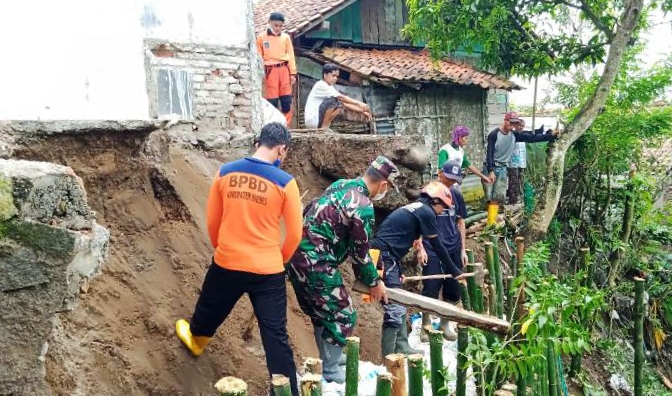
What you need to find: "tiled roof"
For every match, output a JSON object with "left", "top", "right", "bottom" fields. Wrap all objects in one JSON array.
[
  {"left": 305, "top": 47, "right": 522, "bottom": 90},
  {"left": 254, "top": 0, "right": 358, "bottom": 37}
]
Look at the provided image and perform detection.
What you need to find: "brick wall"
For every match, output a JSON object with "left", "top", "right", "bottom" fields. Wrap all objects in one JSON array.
[{"left": 144, "top": 39, "right": 262, "bottom": 139}]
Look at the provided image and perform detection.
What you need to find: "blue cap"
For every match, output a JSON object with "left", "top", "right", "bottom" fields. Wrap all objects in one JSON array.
[{"left": 441, "top": 160, "right": 463, "bottom": 183}]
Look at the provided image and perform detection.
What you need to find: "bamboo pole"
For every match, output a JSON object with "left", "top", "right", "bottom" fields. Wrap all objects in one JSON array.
[
  {"left": 569, "top": 247, "right": 591, "bottom": 378},
  {"left": 517, "top": 373, "right": 527, "bottom": 396},
  {"left": 304, "top": 358, "right": 323, "bottom": 375},
  {"left": 408, "top": 354, "right": 425, "bottom": 396},
  {"left": 467, "top": 263, "right": 483, "bottom": 313},
  {"left": 456, "top": 325, "right": 468, "bottom": 396},
  {"left": 428, "top": 328, "right": 447, "bottom": 396},
  {"left": 376, "top": 372, "right": 394, "bottom": 396},
  {"left": 540, "top": 360, "right": 548, "bottom": 396},
  {"left": 214, "top": 377, "right": 248, "bottom": 396},
  {"left": 634, "top": 277, "right": 645, "bottom": 396},
  {"left": 489, "top": 235, "right": 505, "bottom": 319},
  {"left": 485, "top": 242, "right": 497, "bottom": 315},
  {"left": 460, "top": 282, "right": 472, "bottom": 312},
  {"left": 385, "top": 354, "right": 407, "bottom": 396},
  {"left": 272, "top": 375, "right": 292, "bottom": 396},
  {"left": 404, "top": 273, "right": 475, "bottom": 282},
  {"left": 345, "top": 337, "right": 360, "bottom": 396},
  {"left": 547, "top": 340, "right": 558, "bottom": 396},
  {"left": 300, "top": 374, "right": 323, "bottom": 396}
]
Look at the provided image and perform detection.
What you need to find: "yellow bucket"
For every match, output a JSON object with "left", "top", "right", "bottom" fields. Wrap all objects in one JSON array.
[{"left": 487, "top": 203, "right": 499, "bottom": 225}]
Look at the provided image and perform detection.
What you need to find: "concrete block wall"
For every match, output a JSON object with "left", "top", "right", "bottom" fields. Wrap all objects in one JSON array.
[
  {"left": 486, "top": 88, "right": 509, "bottom": 133},
  {"left": 145, "top": 39, "right": 262, "bottom": 139}
]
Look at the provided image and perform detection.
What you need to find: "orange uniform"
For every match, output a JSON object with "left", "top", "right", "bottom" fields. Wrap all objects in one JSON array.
[
  {"left": 256, "top": 29, "right": 296, "bottom": 124},
  {"left": 206, "top": 157, "right": 302, "bottom": 274}
]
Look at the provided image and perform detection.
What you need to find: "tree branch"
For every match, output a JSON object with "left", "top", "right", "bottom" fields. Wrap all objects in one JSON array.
[{"left": 577, "top": 0, "right": 616, "bottom": 41}]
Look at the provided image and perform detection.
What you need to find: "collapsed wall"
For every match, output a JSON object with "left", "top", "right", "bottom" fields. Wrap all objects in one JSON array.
[
  {"left": 1, "top": 122, "right": 429, "bottom": 395},
  {"left": 0, "top": 159, "right": 109, "bottom": 395}
]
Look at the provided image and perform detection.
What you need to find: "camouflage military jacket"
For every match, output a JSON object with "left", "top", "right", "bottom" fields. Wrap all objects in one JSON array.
[{"left": 297, "top": 178, "right": 379, "bottom": 287}]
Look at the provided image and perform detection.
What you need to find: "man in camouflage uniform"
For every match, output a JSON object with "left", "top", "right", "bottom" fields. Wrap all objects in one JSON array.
[{"left": 287, "top": 156, "right": 400, "bottom": 384}]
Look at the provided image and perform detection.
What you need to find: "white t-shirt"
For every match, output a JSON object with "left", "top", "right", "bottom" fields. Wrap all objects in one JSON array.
[{"left": 304, "top": 80, "right": 341, "bottom": 128}]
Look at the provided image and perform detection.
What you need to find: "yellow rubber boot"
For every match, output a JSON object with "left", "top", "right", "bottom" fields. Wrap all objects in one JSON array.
[
  {"left": 176, "top": 319, "right": 211, "bottom": 357},
  {"left": 486, "top": 203, "right": 499, "bottom": 226}
]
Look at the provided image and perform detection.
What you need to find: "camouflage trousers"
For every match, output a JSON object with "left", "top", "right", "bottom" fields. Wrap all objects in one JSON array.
[{"left": 287, "top": 254, "right": 357, "bottom": 347}]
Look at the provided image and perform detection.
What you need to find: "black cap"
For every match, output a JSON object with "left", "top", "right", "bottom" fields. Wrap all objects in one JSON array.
[
  {"left": 269, "top": 12, "right": 285, "bottom": 22},
  {"left": 441, "top": 160, "right": 463, "bottom": 183}
]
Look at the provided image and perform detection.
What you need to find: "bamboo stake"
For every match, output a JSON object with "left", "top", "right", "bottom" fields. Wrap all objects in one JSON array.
[
  {"left": 428, "top": 328, "right": 447, "bottom": 396},
  {"left": 517, "top": 373, "right": 527, "bottom": 396},
  {"left": 345, "top": 337, "right": 360, "bottom": 396},
  {"left": 300, "top": 374, "right": 323, "bottom": 396},
  {"left": 569, "top": 248, "right": 591, "bottom": 378},
  {"left": 460, "top": 282, "right": 472, "bottom": 312},
  {"left": 489, "top": 235, "right": 505, "bottom": 319},
  {"left": 634, "top": 277, "right": 645, "bottom": 396},
  {"left": 304, "top": 358, "right": 323, "bottom": 375},
  {"left": 485, "top": 242, "right": 497, "bottom": 315},
  {"left": 272, "top": 375, "right": 292, "bottom": 396},
  {"left": 456, "top": 325, "right": 468, "bottom": 396},
  {"left": 547, "top": 340, "right": 558, "bottom": 396},
  {"left": 541, "top": 360, "right": 548, "bottom": 396},
  {"left": 408, "top": 354, "right": 425, "bottom": 396},
  {"left": 376, "top": 372, "right": 395, "bottom": 396},
  {"left": 385, "top": 354, "right": 407, "bottom": 396},
  {"left": 467, "top": 263, "right": 483, "bottom": 313},
  {"left": 215, "top": 377, "right": 248, "bottom": 396}
]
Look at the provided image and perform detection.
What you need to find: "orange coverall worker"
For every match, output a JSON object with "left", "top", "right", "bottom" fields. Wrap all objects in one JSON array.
[
  {"left": 256, "top": 29, "right": 297, "bottom": 125},
  {"left": 182, "top": 157, "right": 303, "bottom": 395}
]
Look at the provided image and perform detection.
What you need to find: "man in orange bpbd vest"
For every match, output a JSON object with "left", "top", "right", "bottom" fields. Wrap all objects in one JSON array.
[
  {"left": 257, "top": 12, "right": 297, "bottom": 126},
  {"left": 176, "top": 122, "right": 303, "bottom": 396}
]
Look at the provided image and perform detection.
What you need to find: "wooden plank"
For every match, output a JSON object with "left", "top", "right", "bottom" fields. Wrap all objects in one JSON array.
[
  {"left": 382, "top": 0, "right": 397, "bottom": 45},
  {"left": 361, "top": 0, "right": 379, "bottom": 44},
  {"left": 339, "top": 5, "right": 353, "bottom": 41},
  {"left": 352, "top": 1, "right": 364, "bottom": 43},
  {"left": 297, "top": 57, "right": 325, "bottom": 81},
  {"left": 394, "top": 0, "right": 405, "bottom": 45},
  {"left": 352, "top": 280, "right": 511, "bottom": 334},
  {"left": 404, "top": 273, "right": 475, "bottom": 282}
]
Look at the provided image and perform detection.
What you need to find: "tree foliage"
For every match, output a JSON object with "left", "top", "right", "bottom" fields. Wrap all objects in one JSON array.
[{"left": 404, "top": 0, "right": 669, "bottom": 78}]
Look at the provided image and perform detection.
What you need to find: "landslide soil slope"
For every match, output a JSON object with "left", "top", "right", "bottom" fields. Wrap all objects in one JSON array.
[{"left": 13, "top": 131, "right": 383, "bottom": 396}]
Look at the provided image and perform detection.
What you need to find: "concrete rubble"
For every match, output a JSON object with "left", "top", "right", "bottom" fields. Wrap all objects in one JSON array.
[{"left": 0, "top": 159, "right": 109, "bottom": 395}]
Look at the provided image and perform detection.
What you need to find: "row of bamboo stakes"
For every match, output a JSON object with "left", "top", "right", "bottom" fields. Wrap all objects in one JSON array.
[{"left": 213, "top": 234, "right": 648, "bottom": 396}]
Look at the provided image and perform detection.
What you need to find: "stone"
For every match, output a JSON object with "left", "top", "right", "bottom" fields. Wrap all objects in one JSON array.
[{"left": 0, "top": 159, "right": 109, "bottom": 395}]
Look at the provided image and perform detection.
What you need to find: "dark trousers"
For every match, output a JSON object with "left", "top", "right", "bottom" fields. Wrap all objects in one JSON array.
[
  {"left": 190, "top": 262, "right": 298, "bottom": 396},
  {"left": 422, "top": 247, "right": 463, "bottom": 303}
]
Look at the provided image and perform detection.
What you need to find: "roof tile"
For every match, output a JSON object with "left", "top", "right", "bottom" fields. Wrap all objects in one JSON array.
[
  {"left": 254, "top": 0, "right": 358, "bottom": 37},
  {"left": 309, "top": 47, "right": 520, "bottom": 90}
]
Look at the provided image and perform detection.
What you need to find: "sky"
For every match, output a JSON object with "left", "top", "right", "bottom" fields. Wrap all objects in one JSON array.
[{"left": 510, "top": 10, "right": 672, "bottom": 107}]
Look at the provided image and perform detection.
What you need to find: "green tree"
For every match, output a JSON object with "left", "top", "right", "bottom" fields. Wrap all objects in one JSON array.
[{"left": 404, "top": 0, "right": 672, "bottom": 241}]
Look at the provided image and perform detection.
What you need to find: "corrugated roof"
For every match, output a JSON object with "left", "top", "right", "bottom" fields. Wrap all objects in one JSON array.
[
  {"left": 254, "top": 0, "right": 358, "bottom": 37},
  {"left": 306, "top": 47, "right": 522, "bottom": 91}
]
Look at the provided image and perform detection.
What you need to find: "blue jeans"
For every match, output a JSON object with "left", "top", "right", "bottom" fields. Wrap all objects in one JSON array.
[{"left": 380, "top": 252, "right": 406, "bottom": 328}]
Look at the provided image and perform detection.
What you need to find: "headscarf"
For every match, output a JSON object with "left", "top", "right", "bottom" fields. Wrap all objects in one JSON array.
[{"left": 452, "top": 125, "right": 470, "bottom": 146}]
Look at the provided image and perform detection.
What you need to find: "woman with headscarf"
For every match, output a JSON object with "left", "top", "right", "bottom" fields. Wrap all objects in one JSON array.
[{"left": 438, "top": 125, "right": 492, "bottom": 184}]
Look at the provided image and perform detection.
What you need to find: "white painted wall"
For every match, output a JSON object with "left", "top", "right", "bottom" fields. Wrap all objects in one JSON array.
[{"left": 0, "top": 0, "right": 253, "bottom": 120}]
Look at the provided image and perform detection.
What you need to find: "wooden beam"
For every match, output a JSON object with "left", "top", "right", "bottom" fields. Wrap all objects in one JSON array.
[
  {"left": 403, "top": 273, "right": 475, "bottom": 282},
  {"left": 352, "top": 281, "right": 510, "bottom": 334}
]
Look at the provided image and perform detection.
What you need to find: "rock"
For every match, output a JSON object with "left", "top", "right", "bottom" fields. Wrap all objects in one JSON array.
[
  {"left": 494, "top": 391, "right": 514, "bottom": 396},
  {"left": 0, "top": 159, "right": 109, "bottom": 395},
  {"left": 0, "top": 137, "right": 13, "bottom": 159}
]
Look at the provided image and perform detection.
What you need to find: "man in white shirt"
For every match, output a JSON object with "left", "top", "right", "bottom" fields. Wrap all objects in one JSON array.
[{"left": 304, "top": 63, "right": 372, "bottom": 129}]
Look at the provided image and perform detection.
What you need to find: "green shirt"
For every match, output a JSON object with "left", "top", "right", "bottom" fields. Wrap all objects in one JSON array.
[{"left": 438, "top": 143, "right": 471, "bottom": 169}]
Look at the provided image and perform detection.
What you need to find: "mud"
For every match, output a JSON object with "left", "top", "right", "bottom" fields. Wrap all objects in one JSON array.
[{"left": 12, "top": 130, "right": 385, "bottom": 396}]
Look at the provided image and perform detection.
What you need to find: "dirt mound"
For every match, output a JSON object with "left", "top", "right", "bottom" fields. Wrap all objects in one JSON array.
[{"left": 13, "top": 130, "right": 384, "bottom": 396}]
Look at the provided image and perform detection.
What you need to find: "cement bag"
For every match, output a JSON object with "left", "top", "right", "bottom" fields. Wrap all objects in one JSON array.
[{"left": 262, "top": 99, "right": 287, "bottom": 127}]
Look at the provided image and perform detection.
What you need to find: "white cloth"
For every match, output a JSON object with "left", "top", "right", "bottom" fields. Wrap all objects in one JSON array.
[
  {"left": 305, "top": 80, "right": 341, "bottom": 128},
  {"left": 510, "top": 142, "right": 527, "bottom": 168}
]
